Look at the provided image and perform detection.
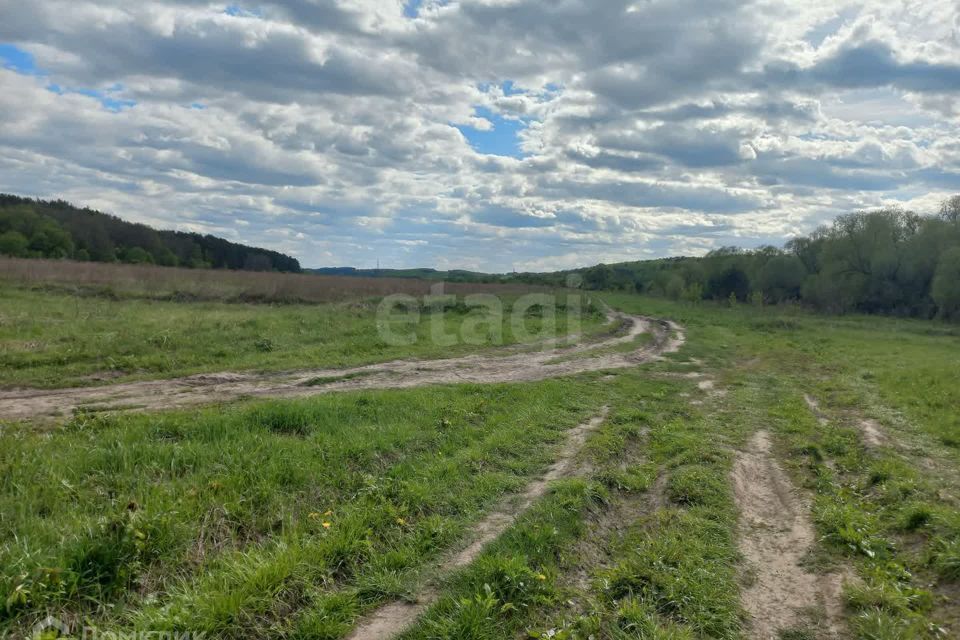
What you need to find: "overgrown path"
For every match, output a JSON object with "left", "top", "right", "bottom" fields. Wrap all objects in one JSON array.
[
  {"left": 734, "top": 430, "right": 847, "bottom": 639},
  {"left": 0, "top": 313, "right": 683, "bottom": 422},
  {"left": 345, "top": 409, "right": 610, "bottom": 640}
]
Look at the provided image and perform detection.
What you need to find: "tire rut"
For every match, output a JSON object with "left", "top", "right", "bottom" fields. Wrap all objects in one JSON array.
[
  {"left": 0, "top": 314, "right": 683, "bottom": 423},
  {"left": 344, "top": 409, "right": 610, "bottom": 640},
  {"left": 805, "top": 393, "right": 889, "bottom": 449},
  {"left": 733, "top": 430, "right": 847, "bottom": 639}
]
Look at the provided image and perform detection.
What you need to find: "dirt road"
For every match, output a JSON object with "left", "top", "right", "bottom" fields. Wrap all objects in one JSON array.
[
  {"left": 345, "top": 408, "right": 611, "bottom": 640},
  {"left": 733, "top": 431, "right": 847, "bottom": 639},
  {"left": 0, "top": 313, "right": 683, "bottom": 422}
]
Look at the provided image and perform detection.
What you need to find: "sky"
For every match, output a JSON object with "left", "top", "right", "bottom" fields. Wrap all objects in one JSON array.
[{"left": 0, "top": 1, "right": 958, "bottom": 272}]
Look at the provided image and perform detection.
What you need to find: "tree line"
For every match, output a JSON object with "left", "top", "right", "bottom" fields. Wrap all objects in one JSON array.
[
  {"left": 0, "top": 195, "right": 301, "bottom": 273},
  {"left": 564, "top": 196, "right": 960, "bottom": 319}
]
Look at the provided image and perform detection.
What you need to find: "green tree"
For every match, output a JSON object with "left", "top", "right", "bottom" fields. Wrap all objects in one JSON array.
[
  {"left": 786, "top": 232, "right": 825, "bottom": 274},
  {"left": 0, "top": 194, "right": 301, "bottom": 272},
  {"left": 706, "top": 265, "right": 750, "bottom": 302},
  {"left": 802, "top": 272, "right": 861, "bottom": 314},
  {"left": 0, "top": 230, "right": 29, "bottom": 257},
  {"left": 153, "top": 247, "right": 179, "bottom": 267},
  {"left": 583, "top": 264, "right": 613, "bottom": 290},
  {"left": 243, "top": 253, "right": 273, "bottom": 272},
  {"left": 932, "top": 247, "right": 960, "bottom": 319},
  {"left": 188, "top": 244, "right": 209, "bottom": 269},
  {"left": 665, "top": 274, "right": 686, "bottom": 300},
  {"left": 814, "top": 209, "right": 924, "bottom": 314},
  {"left": 940, "top": 195, "right": 960, "bottom": 225},
  {"left": 682, "top": 282, "right": 704, "bottom": 303},
  {"left": 28, "top": 223, "right": 74, "bottom": 258},
  {"left": 121, "top": 246, "right": 155, "bottom": 264},
  {"left": 758, "top": 255, "right": 807, "bottom": 302}
]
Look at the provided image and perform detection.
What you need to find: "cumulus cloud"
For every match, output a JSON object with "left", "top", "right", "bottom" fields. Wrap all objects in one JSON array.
[{"left": 0, "top": 0, "right": 958, "bottom": 270}]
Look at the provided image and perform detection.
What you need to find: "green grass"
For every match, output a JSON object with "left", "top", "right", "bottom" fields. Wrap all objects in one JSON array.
[
  {"left": 0, "top": 379, "right": 606, "bottom": 635},
  {"left": 576, "top": 413, "right": 742, "bottom": 638},
  {"left": 764, "top": 388, "right": 954, "bottom": 638},
  {"left": 4, "top": 288, "right": 960, "bottom": 638},
  {"left": 401, "top": 372, "right": 743, "bottom": 640},
  {"left": 600, "top": 293, "right": 960, "bottom": 637},
  {"left": 543, "top": 329, "right": 655, "bottom": 365},
  {"left": 0, "top": 285, "right": 606, "bottom": 388}
]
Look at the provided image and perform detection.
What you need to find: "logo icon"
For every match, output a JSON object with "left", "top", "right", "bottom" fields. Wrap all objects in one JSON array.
[{"left": 31, "top": 617, "right": 72, "bottom": 640}]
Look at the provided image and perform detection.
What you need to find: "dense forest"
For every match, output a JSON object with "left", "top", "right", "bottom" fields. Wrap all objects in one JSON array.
[
  {"left": 0, "top": 195, "right": 301, "bottom": 272},
  {"left": 539, "top": 196, "right": 960, "bottom": 320},
  {"left": 311, "top": 196, "right": 960, "bottom": 320},
  {"left": 4, "top": 193, "right": 960, "bottom": 320}
]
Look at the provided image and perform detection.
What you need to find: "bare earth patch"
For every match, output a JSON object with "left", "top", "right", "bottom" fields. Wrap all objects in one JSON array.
[
  {"left": 804, "top": 393, "right": 830, "bottom": 427},
  {"left": 344, "top": 409, "right": 610, "bottom": 640},
  {"left": 0, "top": 314, "right": 683, "bottom": 423},
  {"left": 805, "top": 394, "right": 888, "bottom": 448},
  {"left": 858, "top": 418, "right": 888, "bottom": 447},
  {"left": 733, "top": 431, "right": 847, "bottom": 639},
  {"left": 569, "top": 457, "right": 660, "bottom": 592}
]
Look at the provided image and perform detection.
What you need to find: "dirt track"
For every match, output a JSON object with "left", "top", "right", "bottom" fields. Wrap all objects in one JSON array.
[
  {"left": 733, "top": 431, "right": 847, "bottom": 639},
  {"left": 345, "top": 409, "right": 611, "bottom": 640},
  {"left": 0, "top": 313, "right": 684, "bottom": 423}
]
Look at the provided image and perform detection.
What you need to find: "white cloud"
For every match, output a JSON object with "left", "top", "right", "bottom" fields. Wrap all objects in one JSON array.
[{"left": 0, "top": 0, "right": 958, "bottom": 270}]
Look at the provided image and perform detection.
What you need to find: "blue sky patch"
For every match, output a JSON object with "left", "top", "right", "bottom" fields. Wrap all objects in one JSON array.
[
  {"left": 456, "top": 107, "right": 529, "bottom": 158},
  {"left": 804, "top": 8, "right": 859, "bottom": 48},
  {"left": 403, "top": 0, "right": 423, "bottom": 18},
  {"left": 76, "top": 88, "right": 137, "bottom": 112},
  {"left": 47, "top": 83, "right": 137, "bottom": 112},
  {"left": 477, "top": 80, "right": 526, "bottom": 96},
  {"left": 0, "top": 44, "right": 138, "bottom": 115},
  {"left": 492, "top": 80, "right": 524, "bottom": 96},
  {"left": 0, "top": 43, "right": 40, "bottom": 75},
  {"left": 224, "top": 5, "right": 263, "bottom": 18},
  {"left": 501, "top": 80, "right": 522, "bottom": 96},
  {"left": 1, "top": 45, "right": 135, "bottom": 112}
]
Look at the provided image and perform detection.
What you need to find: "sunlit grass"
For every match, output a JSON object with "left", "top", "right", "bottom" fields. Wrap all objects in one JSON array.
[
  {"left": 3, "top": 289, "right": 960, "bottom": 639},
  {"left": 0, "top": 285, "right": 606, "bottom": 388}
]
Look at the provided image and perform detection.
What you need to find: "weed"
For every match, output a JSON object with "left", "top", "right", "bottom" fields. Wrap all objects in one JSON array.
[{"left": 931, "top": 538, "right": 960, "bottom": 581}]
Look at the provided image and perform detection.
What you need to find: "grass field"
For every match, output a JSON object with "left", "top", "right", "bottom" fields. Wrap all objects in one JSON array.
[
  {"left": 2, "top": 284, "right": 959, "bottom": 639},
  {"left": 0, "top": 284, "right": 605, "bottom": 388},
  {"left": 0, "top": 258, "right": 541, "bottom": 304}
]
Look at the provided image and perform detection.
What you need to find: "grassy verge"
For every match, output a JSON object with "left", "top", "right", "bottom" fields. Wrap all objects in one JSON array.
[
  {"left": 779, "top": 384, "right": 960, "bottom": 638},
  {"left": 400, "top": 369, "right": 744, "bottom": 640},
  {"left": 4, "top": 290, "right": 960, "bottom": 639},
  {"left": 0, "top": 379, "right": 607, "bottom": 636},
  {"left": 598, "top": 292, "right": 960, "bottom": 637},
  {"left": 0, "top": 285, "right": 606, "bottom": 388}
]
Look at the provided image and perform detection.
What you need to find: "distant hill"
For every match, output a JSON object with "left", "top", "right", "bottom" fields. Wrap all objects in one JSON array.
[
  {"left": 310, "top": 198, "right": 960, "bottom": 320},
  {"left": 511, "top": 198, "right": 960, "bottom": 320},
  {"left": 307, "top": 267, "right": 500, "bottom": 283},
  {"left": 0, "top": 194, "right": 300, "bottom": 272}
]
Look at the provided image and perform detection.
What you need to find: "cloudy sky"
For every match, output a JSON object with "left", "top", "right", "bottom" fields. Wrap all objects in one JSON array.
[{"left": 1, "top": 1, "right": 958, "bottom": 271}]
